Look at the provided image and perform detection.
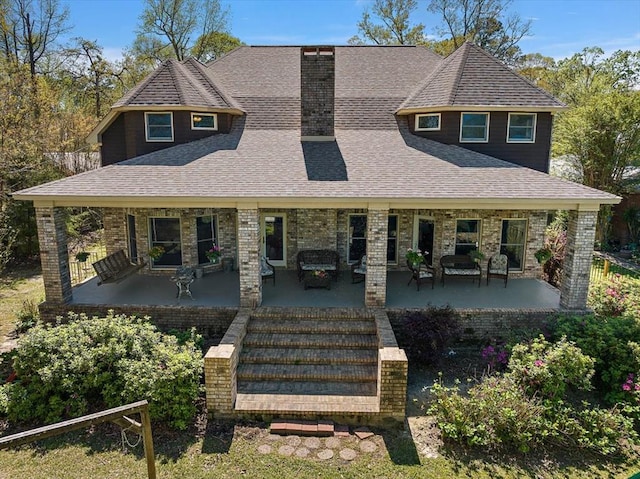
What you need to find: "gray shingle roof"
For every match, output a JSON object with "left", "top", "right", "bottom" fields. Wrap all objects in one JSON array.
[{"left": 398, "top": 42, "right": 565, "bottom": 111}]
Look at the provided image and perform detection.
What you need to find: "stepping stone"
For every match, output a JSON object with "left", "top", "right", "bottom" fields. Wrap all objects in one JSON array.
[
  {"left": 278, "top": 445, "right": 295, "bottom": 456},
  {"left": 257, "top": 444, "right": 272, "bottom": 454},
  {"left": 304, "top": 437, "right": 321, "bottom": 449},
  {"left": 325, "top": 437, "right": 341, "bottom": 449},
  {"left": 267, "top": 433, "right": 281, "bottom": 441},
  {"left": 295, "top": 447, "right": 310, "bottom": 458},
  {"left": 286, "top": 435, "right": 302, "bottom": 446},
  {"left": 339, "top": 448, "right": 357, "bottom": 461},
  {"left": 359, "top": 440, "right": 377, "bottom": 453},
  {"left": 317, "top": 449, "right": 334, "bottom": 460},
  {"left": 354, "top": 427, "right": 374, "bottom": 440},
  {"left": 334, "top": 424, "right": 350, "bottom": 437}
]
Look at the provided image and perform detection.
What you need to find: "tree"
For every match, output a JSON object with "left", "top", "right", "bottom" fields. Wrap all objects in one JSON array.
[
  {"left": 0, "top": 0, "right": 70, "bottom": 78},
  {"left": 348, "top": 0, "right": 425, "bottom": 45},
  {"left": 190, "top": 31, "right": 243, "bottom": 63},
  {"left": 134, "top": 0, "right": 230, "bottom": 62},
  {"left": 427, "top": 0, "right": 531, "bottom": 64}
]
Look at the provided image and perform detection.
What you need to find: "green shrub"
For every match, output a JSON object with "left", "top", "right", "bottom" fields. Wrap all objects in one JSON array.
[
  {"left": 588, "top": 274, "right": 640, "bottom": 318},
  {"left": 552, "top": 314, "right": 640, "bottom": 405},
  {"left": 395, "top": 306, "right": 460, "bottom": 365},
  {"left": 14, "top": 299, "right": 40, "bottom": 334},
  {"left": 508, "top": 335, "right": 594, "bottom": 399},
  {"left": 2, "top": 312, "right": 203, "bottom": 429}
]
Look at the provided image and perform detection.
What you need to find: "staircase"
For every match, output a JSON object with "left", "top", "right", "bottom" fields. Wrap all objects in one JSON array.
[{"left": 234, "top": 309, "right": 380, "bottom": 417}]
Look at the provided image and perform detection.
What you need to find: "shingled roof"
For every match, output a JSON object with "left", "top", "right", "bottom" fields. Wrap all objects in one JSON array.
[{"left": 397, "top": 42, "right": 565, "bottom": 113}]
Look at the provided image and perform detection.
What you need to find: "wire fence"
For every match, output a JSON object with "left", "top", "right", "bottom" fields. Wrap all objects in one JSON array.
[
  {"left": 590, "top": 252, "right": 640, "bottom": 284},
  {"left": 69, "top": 251, "right": 103, "bottom": 286}
]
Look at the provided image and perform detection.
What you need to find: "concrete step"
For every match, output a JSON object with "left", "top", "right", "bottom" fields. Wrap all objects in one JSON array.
[
  {"left": 247, "top": 318, "right": 376, "bottom": 334},
  {"left": 235, "top": 393, "right": 379, "bottom": 414},
  {"left": 236, "top": 380, "right": 378, "bottom": 396},
  {"left": 240, "top": 347, "right": 378, "bottom": 365},
  {"left": 237, "top": 363, "right": 378, "bottom": 382},
  {"left": 242, "top": 332, "right": 378, "bottom": 349}
]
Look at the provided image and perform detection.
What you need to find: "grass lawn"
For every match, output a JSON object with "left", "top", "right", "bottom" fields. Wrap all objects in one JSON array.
[{"left": 1, "top": 266, "right": 639, "bottom": 478}]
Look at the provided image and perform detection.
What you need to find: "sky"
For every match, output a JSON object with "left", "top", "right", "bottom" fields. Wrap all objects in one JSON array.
[{"left": 62, "top": 0, "right": 640, "bottom": 62}]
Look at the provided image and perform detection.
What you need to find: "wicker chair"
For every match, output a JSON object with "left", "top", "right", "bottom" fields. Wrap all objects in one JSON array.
[
  {"left": 487, "top": 253, "right": 509, "bottom": 287},
  {"left": 260, "top": 256, "right": 275, "bottom": 285},
  {"left": 351, "top": 255, "right": 367, "bottom": 283},
  {"left": 407, "top": 259, "right": 435, "bottom": 291}
]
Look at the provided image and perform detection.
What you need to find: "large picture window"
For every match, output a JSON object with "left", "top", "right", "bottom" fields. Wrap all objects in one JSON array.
[
  {"left": 149, "top": 217, "right": 182, "bottom": 267},
  {"left": 500, "top": 219, "right": 527, "bottom": 271},
  {"left": 196, "top": 215, "right": 218, "bottom": 264},
  {"left": 145, "top": 112, "right": 173, "bottom": 142},
  {"left": 460, "top": 112, "right": 489, "bottom": 142},
  {"left": 507, "top": 113, "right": 536, "bottom": 143},
  {"left": 455, "top": 219, "right": 481, "bottom": 255},
  {"left": 348, "top": 215, "right": 367, "bottom": 263}
]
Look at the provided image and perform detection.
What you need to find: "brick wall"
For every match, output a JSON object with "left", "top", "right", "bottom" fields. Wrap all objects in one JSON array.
[
  {"left": 36, "top": 207, "right": 72, "bottom": 303},
  {"left": 560, "top": 210, "right": 597, "bottom": 309},
  {"left": 374, "top": 310, "right": 408, "bottom": 420},
  {"left": 237, "top": 208, "right": 261, "bottom": 307},
  {"left": 102, "top": 208, "right": 128, "bottom": 256},
  {"left": 297, "top": 209, "right": 338, "bottom": 251},
  {"left": 300, "top": 47, "right": 335, "bottom": 138}
]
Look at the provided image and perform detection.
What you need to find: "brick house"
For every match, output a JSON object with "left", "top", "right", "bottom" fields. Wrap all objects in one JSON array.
[{"left": 15, "top": 43, "right": 619, "bottom": 421}]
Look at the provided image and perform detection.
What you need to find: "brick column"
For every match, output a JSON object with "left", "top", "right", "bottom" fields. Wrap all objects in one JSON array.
[
  {"left": 237, "top": 207, "right": 261, "bottom": 307},
  {"left": 102, "top": 208, "right": 127, "bottom": 256},
  {"left": 365, "top": 208, "right": 388, "bottom": 307},
  {"left": 36, "top": 206, "right": 72, "bottom": 303},
  {"left": 560, "top": 210, "right": 597, "bottom": 309}
]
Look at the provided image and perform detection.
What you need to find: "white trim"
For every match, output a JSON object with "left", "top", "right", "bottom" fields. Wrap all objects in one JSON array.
[
  {"left": 459, "top": 112, "right": 490, "bottom": 143},
  {"left": 144, "top": 112, "right": 174, "bottom": 142},
  {"left": 261, "top": 213, "right": 287, "bottom": 267},
  {"left": 396, "top": 105, "right": 566, "bottom": 115},
  {"left": 415, "top": 113, "right": 441, "bottom": 131},
  {"left": 506, "top": 112, "right": 537, "bottom": 143},
  {"left": 500, "top": 217, "right": 528, "bottom": 273},
  {"left": 191, "top": 112, "right": 218, "bottom": 131}
]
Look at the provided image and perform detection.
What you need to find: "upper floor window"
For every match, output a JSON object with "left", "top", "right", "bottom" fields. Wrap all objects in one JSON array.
[
  {"left": 415, "top": 113, "right": 440, "bottom": 131},
  {"left": 507, "top": 113, "right": 536, "bottom": 143},
  {"left": 460, "top": 112, "right": 489, "bottom": 143},
  {"left": 145, "top": 112, "right": 173, "bottom": 142},
  {"left": 191, "top": 113, "right": 218, "bottom": 130}
]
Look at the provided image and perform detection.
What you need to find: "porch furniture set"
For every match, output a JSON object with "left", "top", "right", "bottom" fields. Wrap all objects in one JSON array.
[{"left": 297, "top": 250, "right": 340, "bottom": 282}]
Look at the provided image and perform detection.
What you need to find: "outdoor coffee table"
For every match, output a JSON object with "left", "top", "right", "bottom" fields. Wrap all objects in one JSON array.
[{"left": 303, "top": 271, "right": 331, "bottom": 290}]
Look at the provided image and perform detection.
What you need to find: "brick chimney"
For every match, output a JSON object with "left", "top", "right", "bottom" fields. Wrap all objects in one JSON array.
[{"left": 300, "top": 46, "right": 335, "bottom": 140}]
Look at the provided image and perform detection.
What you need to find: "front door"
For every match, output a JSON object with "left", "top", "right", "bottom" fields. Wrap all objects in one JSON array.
[
  {"left": 413, "top": 216, "right": 435, "bottom": 265},
  {"left": 262, "top": 213, "right": 286, "bottom": 267}
]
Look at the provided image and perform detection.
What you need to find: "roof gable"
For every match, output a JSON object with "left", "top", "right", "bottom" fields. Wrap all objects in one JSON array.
[{"left": 397, "top": 42, "right": 565, "bottom": 113}]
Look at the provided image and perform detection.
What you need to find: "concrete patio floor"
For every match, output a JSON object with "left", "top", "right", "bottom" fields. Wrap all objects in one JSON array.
[{"left": 70, "top": 269, "right": 560, "bottom": 310}]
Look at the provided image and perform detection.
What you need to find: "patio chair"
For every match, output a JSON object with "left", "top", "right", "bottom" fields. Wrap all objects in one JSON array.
[
  {"left": 407, "top": 259, "right": 434, "bottom": 291},
  {"left": 351, "top": 255, "right": 367, "bottom": 283},
  {"left": 487, "top": 253, "right": 509, "bottom": 287},
  {"left": 260, "top": 256, "right": 275, "bottom": 285},
  {"left": 171, "top": 266, "right": 195, "bottom": 300}
]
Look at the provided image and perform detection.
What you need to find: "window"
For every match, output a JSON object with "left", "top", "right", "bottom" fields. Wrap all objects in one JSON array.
[
  {"left": 196, "top": 215, "right": 218, "bottom": 264},
  {"left": 127, "top": 214, "right": 138, "bottom": 263},
  {"left": 387, "top": 215, "right": 398, "bottom": 263},
  {"left": 348, "top": 215, "right": 367, "bottom": 263},
  {"left": 455, "top": 219, "right": 481, "bottom": 255},
  {"left": 145, "top": 112, "right": 173, "bottom": 142},
  {"left": 507, "top": 113, "right": 536, "bottom": 143},
  {"left": 500, "top": 219, "right": 527, "bottom": 271},
  {"left": 149, "top": 217, "right": 182, "bottom": 267},
  {"left": 460, "top": 112, "right": 489, "bottom": 142},
  {"left": 415, "top": 113, "right": 440, "bottom": 131},
  {"left": 191, "top": 113, "right": 218, "bottom": 130}
]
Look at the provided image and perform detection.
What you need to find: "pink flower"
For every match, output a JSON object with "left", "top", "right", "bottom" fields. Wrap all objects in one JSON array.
[
  {"left": 623, "top": 383, "right": 632, "bottom": 391},
  {"left": 534, "top": 360, "right": 544, "bottom": 367}
]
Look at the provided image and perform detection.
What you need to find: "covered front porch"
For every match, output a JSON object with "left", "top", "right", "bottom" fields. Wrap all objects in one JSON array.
[{"left": 68, "top": 269, "right": 560, "bottom": 310}]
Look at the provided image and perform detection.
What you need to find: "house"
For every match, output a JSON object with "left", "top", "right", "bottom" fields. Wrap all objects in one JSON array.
[{"left": 14, "top": 43, "right": 620, "bottom": 421}]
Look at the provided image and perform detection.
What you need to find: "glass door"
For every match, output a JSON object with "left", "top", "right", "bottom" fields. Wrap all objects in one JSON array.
[
  {"left": 262, "top": 214, "right": 286, "bottom": 267},
  {"left": 413, "top": 216, "right": 435, "bottom": 265}
]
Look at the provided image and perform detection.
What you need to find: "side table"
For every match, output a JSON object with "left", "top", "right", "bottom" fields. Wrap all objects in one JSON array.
[{"left": 303, "top": 271, "right": 331, "bottom": 290}]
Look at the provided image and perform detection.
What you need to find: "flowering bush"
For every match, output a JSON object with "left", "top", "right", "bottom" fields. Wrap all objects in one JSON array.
[
  {"left": 588, "top": 274, "right": 640, "bottom": 318},
  {"left": 481, "top": 344, "right": 509, "bottom": 372},
  {"left": 405, "top": 248, "right": 424, "bottom": 265},
  {"left": 148, "top": 245, "right": 165, "bottom": 260},
  {"left": 205, "top": 245, "right": 221, "bottom": 261}
]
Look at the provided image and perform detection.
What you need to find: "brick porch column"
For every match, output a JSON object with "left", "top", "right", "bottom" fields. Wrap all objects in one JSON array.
[
  {"left": 36, "top": 206, "right": 72, "bottom": 303},
  {"left": 365, "top": 207, "right": 388, "bottom": 307},
  {"left": 560, "top": 209, "right": 597, "bottom": 309},
  {"left": 237, "top": 206, "right": 261, "bottom": 307}
]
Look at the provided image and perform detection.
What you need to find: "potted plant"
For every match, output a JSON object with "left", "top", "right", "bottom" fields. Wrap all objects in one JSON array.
[
  {"left": 205, "top": 245, "right": 222, "bottom": 263},
  {"left": 469, "top": 249, "right": 485, "bottom": 263},
  {"left": 75, "top": 251, "right": 90, "bottom": 262},
  {"left": 149, "top": 246, "right": 165, "bottom": 261},
  {"left": 534, "top": 247, "right": 553, "bottom": 264},
  {"left": 405, "top": 248, "right": 424, "bottom": 268}
]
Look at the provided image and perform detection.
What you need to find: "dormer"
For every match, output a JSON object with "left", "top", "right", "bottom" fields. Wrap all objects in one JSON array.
[
  {"left": 88, "top": 58, "right": 244, "bottom": 166},
  {"left": 396, "top": 42, "right": 565, "bottom": 172}
]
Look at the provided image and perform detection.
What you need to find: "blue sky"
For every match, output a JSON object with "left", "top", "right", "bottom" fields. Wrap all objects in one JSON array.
[{"left": 63, "top": 0, "right": 640, "bottom": 61}]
